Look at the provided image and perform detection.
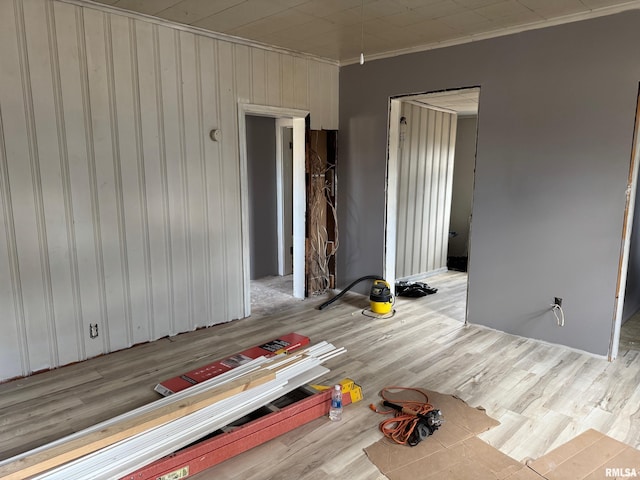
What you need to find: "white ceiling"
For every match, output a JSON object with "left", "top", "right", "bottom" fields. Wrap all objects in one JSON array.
[{"left": 92, "top": 0, "right": 640, "bottom": 63}]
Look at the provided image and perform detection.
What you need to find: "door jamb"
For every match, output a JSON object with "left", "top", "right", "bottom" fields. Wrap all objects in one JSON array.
[
  {"left": 383, "top": 98, "right": 402, "bottom": 291},
  {"left": 275, "top": 118, "right": 294, "bottom": 276},
  {"left": 238, "top": 104, "right": 308, "bottom": 317},
  {"left": 610, "top": 88, "right": 640, "bottom": 360}
]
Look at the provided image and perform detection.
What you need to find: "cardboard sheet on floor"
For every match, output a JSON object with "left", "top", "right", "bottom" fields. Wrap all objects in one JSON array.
[
  {"left": 527, "top": 428, "right": 640, "bottom": 480},
  {"left": 364, "top": 389, "right": 640, "bottom": 480},
  {"left": 364, "top": 389, "right": 535, "bottom": 480}
]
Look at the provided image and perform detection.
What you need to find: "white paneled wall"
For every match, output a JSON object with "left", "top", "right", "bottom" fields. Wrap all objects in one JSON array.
[
  {"left": 0, "top": 0, "right": 338, "bottom": 381},
  {"left": 395, "top": 103, "right": 457, "bottom": 280}
]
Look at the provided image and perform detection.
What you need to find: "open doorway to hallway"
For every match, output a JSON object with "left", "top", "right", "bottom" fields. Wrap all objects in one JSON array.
[
  {"left": 245, "top": 115, "right": 297, "bottom": 316},
  {"left": 384, "top": 88, "right": 480, "bottom": 322},
  {"left": 238, "top": 104, "right": 308, "bottom": 318}
]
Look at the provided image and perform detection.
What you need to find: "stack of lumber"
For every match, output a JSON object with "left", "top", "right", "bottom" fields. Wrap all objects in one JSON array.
[{"left": 0, "top": 341, "right": 345, "bottom": 480}]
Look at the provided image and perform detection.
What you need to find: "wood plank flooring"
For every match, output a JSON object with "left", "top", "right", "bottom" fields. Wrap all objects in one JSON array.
[
  {"left": 2, "top": 271, "right": 640, "bottom": 479},
  {"left": 620, "top": 311, "right": 640, "bottom": 353}
]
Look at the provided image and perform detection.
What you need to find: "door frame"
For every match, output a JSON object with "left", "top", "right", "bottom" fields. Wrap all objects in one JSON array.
[
  {"left": 609, "top": 88, "right": 640, "bottom": 360},
  {"left": 275, "top": 118, "right": 294, "bottom": 276},
  {"left": 384, "top": 89, "right": 479, "bottom": 325},
  {"left": 383, "top": 98, "right": 402, "bottom": 291},
  {"left": 238, "top": 104, "right": 308, "bottom": 317}
]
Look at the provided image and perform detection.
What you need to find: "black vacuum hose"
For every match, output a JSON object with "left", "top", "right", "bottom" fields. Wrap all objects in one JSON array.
[{"left": 317, "top": 275, "right": 384, "bottom": 310}]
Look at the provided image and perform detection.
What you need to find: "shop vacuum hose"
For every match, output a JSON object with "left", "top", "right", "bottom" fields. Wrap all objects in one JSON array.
[{"left": 317, "top": 275, "right": 384, "bottom": 310}]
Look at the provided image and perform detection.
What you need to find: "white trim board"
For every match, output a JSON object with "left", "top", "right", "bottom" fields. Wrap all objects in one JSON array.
[{"left": 2, "top": 342, "right": 344, "bottom": 479}]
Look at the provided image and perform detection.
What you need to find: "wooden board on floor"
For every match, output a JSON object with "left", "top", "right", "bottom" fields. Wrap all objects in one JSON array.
[{"left": 0, "top": 370, "right": 274, "bottom": 480}]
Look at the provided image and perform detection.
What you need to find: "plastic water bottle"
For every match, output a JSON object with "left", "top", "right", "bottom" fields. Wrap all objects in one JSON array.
[{"left": 329, "top": 384, "right": 343, "bottom": 421}]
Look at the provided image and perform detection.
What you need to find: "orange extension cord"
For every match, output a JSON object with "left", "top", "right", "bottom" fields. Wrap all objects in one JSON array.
[{"left": 370, "top": 387, "right": 436, "bottom": 445}]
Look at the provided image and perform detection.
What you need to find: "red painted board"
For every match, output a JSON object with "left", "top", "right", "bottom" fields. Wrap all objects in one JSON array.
[
  {"left": 122, "top": 389, "right": 352, "bottom": 480},
  {"left": 155, "top": 333, "right": 311, "bottom": 396}
]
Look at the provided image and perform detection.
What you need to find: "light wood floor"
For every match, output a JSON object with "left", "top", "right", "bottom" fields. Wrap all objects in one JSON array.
[
  {"left": 620, "top": 310, "right": 640, "bottom": 353},
  {"left": 2, "top": 271, "right": 640, "bottom": 479}
]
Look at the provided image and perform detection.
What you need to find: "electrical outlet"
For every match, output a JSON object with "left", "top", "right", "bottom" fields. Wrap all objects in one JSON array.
[
  {"left": 554, "top": 297, "right": 562, "bottom": 307},
  {"left": 89, "top": 323, "right": 99, "bottom": 339}
]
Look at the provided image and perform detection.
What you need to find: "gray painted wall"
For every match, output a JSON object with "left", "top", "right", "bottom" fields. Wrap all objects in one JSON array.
[
  {"left": 247, "top": 115, "right": 278, "bottom": 280},
  {"left": 338, "top": 12, "right": 640, "bottom": 355},
  {"left": 449, "top": 116, "right": 478, "bottom": 258}
]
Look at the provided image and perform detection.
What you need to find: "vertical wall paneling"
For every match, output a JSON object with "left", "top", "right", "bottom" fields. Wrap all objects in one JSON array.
[
  {"left": 234, "top": 44, "right": 251, "bottom": 104},
  {"left": 0, "top": 2, "right": 26, "bottom": 377},
  {"left": 0, "top": 103, "right": 24, "bottom": 379},
  {"left": 217, "top": 41, "right": 244, "bottom": 320},
  {"left": 73, "top": 5, "right": 107, "bottom": 360},
  {"left": 157, "top": 24, "right": 177, "bottom": 336},
  {"left": 329, "top": 64, "right": 339, "bottom": 130},
  {"left": 44, "top": 0, "right": 87, "bottom": 366},
  {"left": 211, "top": 39, "right": 231, "bottom": 323},
  {"left": 406, "top": 104, "right": 420, "bottom": 273},
  {"left": 134, "top": 20, "right": 164, "bottom": 339},
  {"left": 281, "top": 54, "right": 294, "bottom": 108},
  {"left": 109, "top": 14, "right": 139, "bottom": 348},
  {"left": 250, "top": 48, "right": 266, "bottom": 105},
  {"left": 308, "top": 60, "right": 321, "bottom": 130},
  {"left": 396, "top": 103, "right": 457, "bottom": 279},
  {"left": 51, "top": 2, "right": 87, "bottom": 363},
  {"left": 23, "top": 0, "right": 68, "bottom": 368},
  {"left": 150, "top": 22, "right": 175, "bottom": 337},
  {"left": 266, "top": 51, "right": 282, "bottom": 107},
  {"left": 413, "top": 108, "right": 428, "bottom": 274},
  {"left": 428, "top": 111, "right": 443, "bottom": 271},
  {"left": 198, "top": 36, "right": 219, "bottom": 325},
  {"left": 318, "top": 62, "right": 332, "bottom": 129},
  {"left": 128, "top": 19, "right": 154, "bottom": 344},
  {"left": 159, "top": 26, "right": 189, "bottom": 335},
  {"left": 293, "top": 56, "right": 308, "bottom": 111},
  {"left": 440, "top": 115, "right": 456, "bottom": 268},
  {"left": 0, "top": 0, "right": 338, "bottom": 381},
  {"left": 178, "top": 30, "right": 195, "bottom": 331},
  {"left": 180, "top": 30, "right": 207, "bottom": 328},
  {"left": 84, "top": 9, "right": 121, "bottom": 352},
  {"left": 420, "top": 109, "right": 436, "bottom": 273},
  {"left": 8, "top": 0, "right": 54, "bottom": 372},
  {"left": 118, "top": 15, "right": 152, "bottom": 345}
]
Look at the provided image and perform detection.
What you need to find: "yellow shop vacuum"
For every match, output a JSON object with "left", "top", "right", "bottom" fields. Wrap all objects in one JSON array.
[
  {"left": 317, "top": 275, "right": 394, "bottom": 314},
  {"left": 369, "top": 279, "right": 393, "bottom": 314}
]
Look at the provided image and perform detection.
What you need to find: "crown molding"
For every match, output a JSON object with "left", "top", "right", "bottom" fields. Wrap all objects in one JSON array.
[{"left": 341, "top": 2, "right": 640, "bottom": 66}]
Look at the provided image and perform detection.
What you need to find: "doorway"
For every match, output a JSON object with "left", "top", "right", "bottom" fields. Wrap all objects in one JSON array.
[
  {"left": 238, "top": 104, "right": 308, "bottom": 318},
  {"left": 611, "top": 87, "right": 640, "bottom": 359},
  {"left": 276, "top": 119, "right": 294, "bottom": 277},
  {"left": 246, "top": 115, "right": 278, "bottom": 281},
  {"left": 384, "top": 88, "right": 480, "bottom": 321}
]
